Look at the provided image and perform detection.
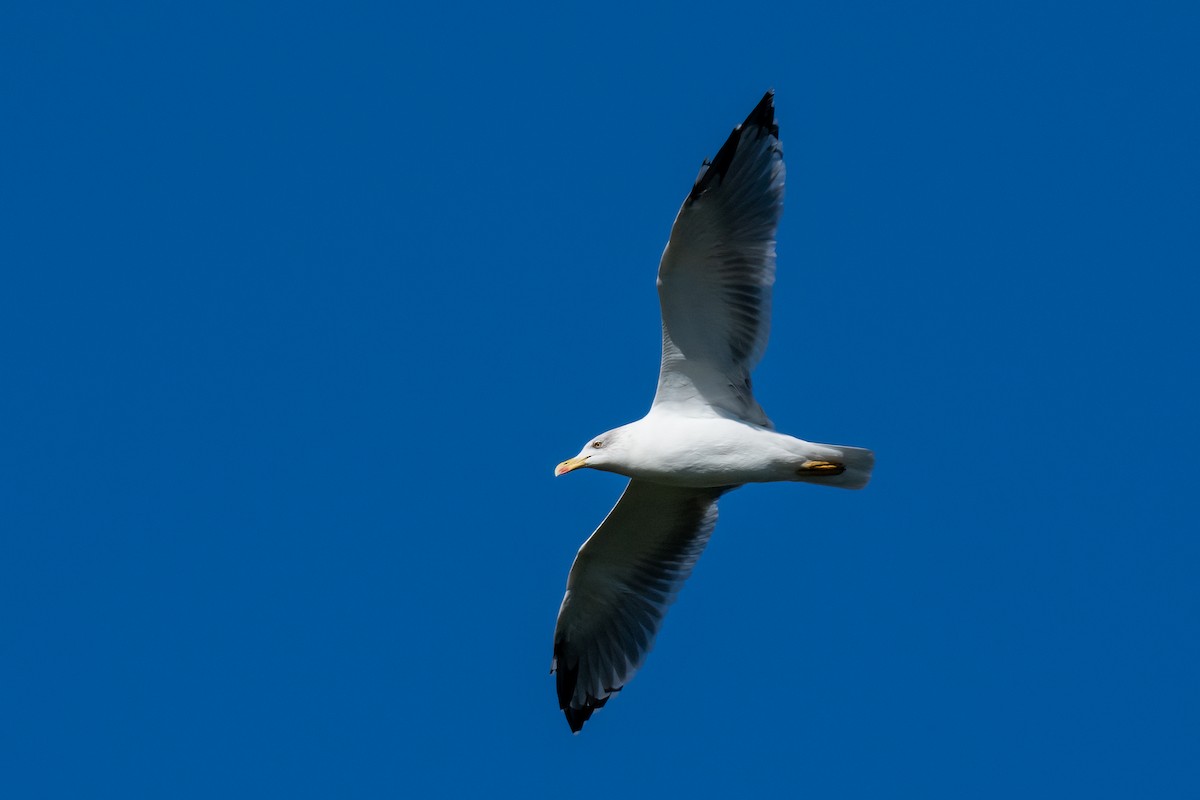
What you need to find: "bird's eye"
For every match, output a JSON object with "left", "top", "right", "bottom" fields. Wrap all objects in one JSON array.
[{"left": 591, "top": 440, "right": 604, "bottom": 449}]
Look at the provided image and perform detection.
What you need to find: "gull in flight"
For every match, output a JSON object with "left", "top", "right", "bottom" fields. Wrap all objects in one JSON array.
[{"left": 551, "top": 91, "right": 874, "bottom": 732}]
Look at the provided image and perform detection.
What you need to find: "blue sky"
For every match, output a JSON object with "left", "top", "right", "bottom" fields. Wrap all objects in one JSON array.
[{"left": 3, "top": 1, "right": 1198, "bottom": 797}]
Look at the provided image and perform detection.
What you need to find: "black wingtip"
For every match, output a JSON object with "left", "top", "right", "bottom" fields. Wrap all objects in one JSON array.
[
  {"left": 562, "top": 693, "right": 609, "bottom": 733},
  {"left": 687, "top": 90, "right": 779, "bottom": 202},
  {"left": 744, "top": 89, "right": 778, "bottom": 136},
  {"left": 553, "top": 638, "right": 611, "bottom": 733},
  {"left": 565, "top": 706, "right": 593, "bottom": 733},
  {"left": 552, "top": 643, "right": 578, "bottom": 710}
]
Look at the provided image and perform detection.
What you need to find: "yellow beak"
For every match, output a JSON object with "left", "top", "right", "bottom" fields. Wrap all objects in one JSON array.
[{"left": 554, "top": 456, "right": 589, "bottom": 477}]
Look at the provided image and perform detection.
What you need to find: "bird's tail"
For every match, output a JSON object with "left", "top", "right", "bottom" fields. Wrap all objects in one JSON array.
[{"left": 796, "top": 443, "right": 875, "bottom": 490}]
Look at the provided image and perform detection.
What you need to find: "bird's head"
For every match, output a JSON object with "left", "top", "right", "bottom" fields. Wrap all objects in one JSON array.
[{"left": 554, "top": 428, "right": 626, "bottom": 476}]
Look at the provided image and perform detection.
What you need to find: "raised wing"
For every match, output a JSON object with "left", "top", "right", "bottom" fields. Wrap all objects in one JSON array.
[
  {"left": 652, "top": 91, "right": 785, "bottom": 427},
  {"left": 552, "top": 481, "right": 726, "bottom": 732}
]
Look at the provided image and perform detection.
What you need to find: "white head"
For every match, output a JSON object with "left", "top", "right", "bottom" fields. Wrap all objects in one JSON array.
[{"left": 554, "top": 426, "right": 628, "bottom": 477}]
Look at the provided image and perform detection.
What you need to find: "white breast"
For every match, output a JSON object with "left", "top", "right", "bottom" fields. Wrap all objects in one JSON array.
[{"left": 620, "top": 414, "right": 808, "bottom": 488}]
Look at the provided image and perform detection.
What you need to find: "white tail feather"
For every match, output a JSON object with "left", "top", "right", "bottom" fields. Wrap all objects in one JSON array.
[{"left": 800, "top": 443, "right": 875, "bottom": 490}]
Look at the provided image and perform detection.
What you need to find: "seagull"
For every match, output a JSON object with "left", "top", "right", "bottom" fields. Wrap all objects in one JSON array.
[{"left": 551, "top": 91, "right": 874, "bottom": 733}]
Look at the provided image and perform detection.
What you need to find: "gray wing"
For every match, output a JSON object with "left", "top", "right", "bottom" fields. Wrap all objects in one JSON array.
[
  {"left": 551, "top": 480, "right": 726, "bottom": 732},
  {"left": 652, "top": 91, "right": 785, "bottom": 427}
]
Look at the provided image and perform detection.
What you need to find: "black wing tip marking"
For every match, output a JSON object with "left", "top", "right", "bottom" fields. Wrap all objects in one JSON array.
[
  {"left": 564, "top": 708, "right": 591, "bottom": 734},
  {"left": 744, "top": 88, "right": 778, "bottom": 133},
  {"left": 564, "top": 698, "right": 605, "bottom": 733},
  {"left": 552, "top": 641, "right": 611, "bottom": 733},
  {"left": 687, "top": 90, "right": 778, "bottom": 203}
]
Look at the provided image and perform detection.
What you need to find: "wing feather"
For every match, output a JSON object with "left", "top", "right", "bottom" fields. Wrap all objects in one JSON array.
[
  {"left": 652, "top": 91, "right": 785, "bottom": 426},
  {"left": 551, "top": 480, "right": 727, "bottom": 732}
]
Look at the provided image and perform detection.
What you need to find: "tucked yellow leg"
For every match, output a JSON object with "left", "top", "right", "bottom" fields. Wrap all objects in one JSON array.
[{"left": 797, "top": 460, "right": 846, "bottom": 476}]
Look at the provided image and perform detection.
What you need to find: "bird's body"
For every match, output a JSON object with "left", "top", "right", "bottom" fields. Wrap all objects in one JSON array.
[
  {"left": 551, "top": 91, "right": 873, "bottom": 733},
  {"left": 580, "top": 412, "right": 873, "bottom": 490}
]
